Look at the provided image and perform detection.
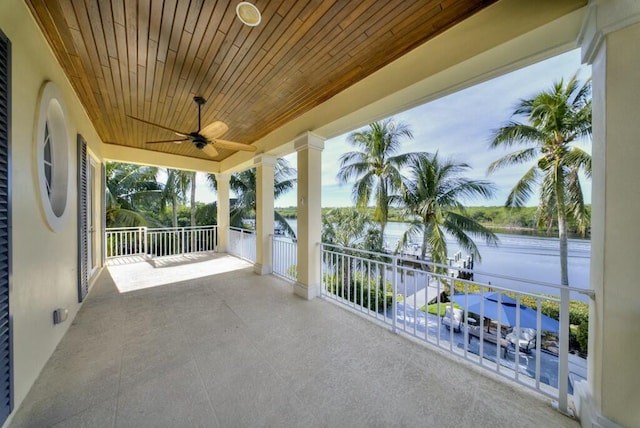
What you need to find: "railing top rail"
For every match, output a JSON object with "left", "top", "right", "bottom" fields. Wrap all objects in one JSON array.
[
  {"left": 107, "top": 225, "right": 217, "bottom": 232},
  {"left": 146, "top": 225, "right": 217, "bottom": 232},
  {"left": 229, "top": 226, "right": 255, "bottom": 234},
  {"left": 320, "top": 242, "right": 594, "bottom": 298}
]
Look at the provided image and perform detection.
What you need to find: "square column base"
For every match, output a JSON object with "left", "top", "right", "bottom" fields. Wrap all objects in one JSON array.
[
  {"left": 253, "top": 263, "right": 272, "bottom": 275},
  {"left": 573, "top": 380, "right": 623, "bottom": 428},
  {"left": 293, "top": 282, "right": 319, "bottom": 300}
]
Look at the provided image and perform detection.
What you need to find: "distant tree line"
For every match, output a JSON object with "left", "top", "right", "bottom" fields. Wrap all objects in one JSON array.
[{"left": 277, "top": 205, "right": 591, "bottom": 235}]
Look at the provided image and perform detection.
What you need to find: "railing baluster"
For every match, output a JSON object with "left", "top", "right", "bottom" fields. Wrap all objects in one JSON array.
[
  {"left": 392, "top": 256, "right": 397, "bottom": 333},
  {"left": 425, "top": 272, "right": 430, "bottom": 342},
  {"left": 449, "top": 277, "right": 454, "bottom": 352},
  {"left": 535, "top": 298, "right": 542, "bottom": 390},
  {"left": 557, "top": 286, "right": 570, "bottom": 414},
  {"left": 413, "top": 270, "right": 417, "bottom": 337}
]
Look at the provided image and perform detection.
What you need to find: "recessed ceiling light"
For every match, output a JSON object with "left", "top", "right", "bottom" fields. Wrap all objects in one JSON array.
[{"left": 236, "top": 2, "right": 261, "bottom": 27}]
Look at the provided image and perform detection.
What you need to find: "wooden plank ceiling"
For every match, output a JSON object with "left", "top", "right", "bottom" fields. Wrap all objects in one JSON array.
[{"left": 26, "top": 0, "right": 495, "bottom": 162}]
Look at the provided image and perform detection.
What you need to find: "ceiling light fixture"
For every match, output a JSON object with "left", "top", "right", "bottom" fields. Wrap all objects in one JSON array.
[{"left": 236, "top": 2, "right": 261, "bottom": 27}]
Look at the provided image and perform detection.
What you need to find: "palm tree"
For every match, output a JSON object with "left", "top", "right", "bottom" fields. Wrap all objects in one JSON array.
[
  {"left": 398, "top": 152, "right": 498, "bottom": 270},
  {"left": 105, "top": 162, "right": 162, "bottom": 227},
  {"left": 162, "top": 169, "right": 191, "bottom": 228},
  {"left": 488, "top": 74, "right": 591, "bottom": 285},
  {"left": 190, "top": 171, "right": 197, "bottom": 226},
  {"left": 321, "top": 208, "right": 375, "bottom": 248},
  {"left": 321, "top": 208, "right": 384, "bottom": 305},
  {"left": 207, "top": 158, "right": 297, "bottom": 237},
  {"left": 337, "top": 119, "right": 420, "bottom": 241}
]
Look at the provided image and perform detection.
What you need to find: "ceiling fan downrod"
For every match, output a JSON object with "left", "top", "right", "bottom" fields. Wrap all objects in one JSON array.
[{"left": 193, "top": 96, "right": 206, "bottom": 132}]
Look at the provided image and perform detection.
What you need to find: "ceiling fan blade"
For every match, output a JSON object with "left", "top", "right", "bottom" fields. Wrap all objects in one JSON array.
[
  {"left": 212, "top": 138, "right": 257, "bottom": 152},
  {"left": 127, "top": 115, "right": 188, "bottom": 137},
  {"left": 145, "top": 138, "right": 188, "bottom": 144},
  {"left": 200, "top": 121, "right": 229, "bottom": 140},
  {"left": 201, "top": 144, "right": 219, "bottom": 158}
]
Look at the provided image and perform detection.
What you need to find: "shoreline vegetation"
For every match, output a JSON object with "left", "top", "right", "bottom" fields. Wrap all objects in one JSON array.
[{"left": 276, "top": 205, "right": 591, "bottom": 238}]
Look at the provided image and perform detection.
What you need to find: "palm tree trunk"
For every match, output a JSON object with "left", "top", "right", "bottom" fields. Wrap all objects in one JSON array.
[
  {"left": 555, "top": 170, "right": 569, "bottom": 285},
  {"left": 557, "top": 212, "right": 569, "bottom": 285},
  {"left": 172, "top": 193, "right": 179, "bottom": 253},
  {"left": 190, "top": 172, "right": 196, "bottom": 227},
  {"left": 378, "top": 182, "right": 387, "bottom": 246},
  {"left": 172, "top": 194, "right": 178, "bottom": 229},
  {"left": 421, "top": 228, "right": 428, "bottom": 260}
]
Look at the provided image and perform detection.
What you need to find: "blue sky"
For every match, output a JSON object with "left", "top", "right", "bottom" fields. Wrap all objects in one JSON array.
[{"left": 196, "top": 49, "right": 591, "bottom": 208}]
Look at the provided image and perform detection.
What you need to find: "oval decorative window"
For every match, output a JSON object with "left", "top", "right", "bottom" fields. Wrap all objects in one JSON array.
[{"left": 35, "top": 81, "right": 71, "bottom": 232}]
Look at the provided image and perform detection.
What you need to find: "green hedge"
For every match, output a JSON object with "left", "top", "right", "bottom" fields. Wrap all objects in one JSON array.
[
  {"left": 576, "top": 321, "right": 589, "bottom": 355},
  {"left": 324, "top": 272, "right": 393, "bottom": 312}
]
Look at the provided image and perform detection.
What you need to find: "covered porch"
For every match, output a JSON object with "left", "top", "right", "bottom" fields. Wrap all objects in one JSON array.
[
  {"left": 10, "top": 256, "right": 577, "bottom": 427},
  {"left": 1, "top": 0, "right": 639, "bottom": 426}
]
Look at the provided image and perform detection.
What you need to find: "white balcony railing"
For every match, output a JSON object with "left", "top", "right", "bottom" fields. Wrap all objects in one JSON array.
[
  {"left": 272, "top": 236, "right": 297, "bottom": 282},
  {"left": 147, "top": 226, "right": 217, "bottom": 257},
  {"left": 319, "top": 243, "right": 593, "bottom": 415},
  {"left": 106, "top": 226, "right": 217, "bottom": 259},
  {"left": 105, "top": 227, "right": 147, "bottom": 258},
  {"left": 227, "top": 227, "right": 256, "bottom": 262},
  {"left": 104, "top": 227, "right": 590, "bottom": 414}
]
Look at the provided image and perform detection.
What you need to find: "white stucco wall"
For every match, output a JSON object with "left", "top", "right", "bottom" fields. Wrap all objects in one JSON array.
[
  {"left": 0, "top": 0, "right": 105, "bottom": 417},
  {"left": 589, "top": 20, "right": 640, "bottom": 428}
]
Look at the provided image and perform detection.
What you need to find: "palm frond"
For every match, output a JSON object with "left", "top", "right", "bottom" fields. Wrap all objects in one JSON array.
[
  {"left": 489, "top": 123, "right": 546, "bottom": 149},
  {"left": 275, "top": 212, "right": 296, "bottom": 238},
  {"left": 504, "top": 166, "right": 539, "bottom": 208},
  {"left": 487, "top": 147, "right": 539, "bottom": 174},
  {"left": 564, "top": 147, "right": 592, "bottom": 178},
  {"left": 565, "top": 167, "right": 589, "bottom": 236}
]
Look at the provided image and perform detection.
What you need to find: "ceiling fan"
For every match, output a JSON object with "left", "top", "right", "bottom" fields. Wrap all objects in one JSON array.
[{"left": 127, "top": 96, "right": 256, "bottom": 158}]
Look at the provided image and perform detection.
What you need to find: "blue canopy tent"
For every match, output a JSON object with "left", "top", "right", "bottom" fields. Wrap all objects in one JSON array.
[{"left": 450, "top": 292, "right": 559, "bottom": 333}]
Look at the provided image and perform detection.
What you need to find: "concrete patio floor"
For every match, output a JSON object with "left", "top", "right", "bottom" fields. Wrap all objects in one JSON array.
[{"left": 10, "top": 254, "right": 579, "bottom": 427}]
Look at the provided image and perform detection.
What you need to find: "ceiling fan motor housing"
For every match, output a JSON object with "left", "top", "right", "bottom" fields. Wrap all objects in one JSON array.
[{"left": 191, "top": 133, "right": 208, "bottom": 149}]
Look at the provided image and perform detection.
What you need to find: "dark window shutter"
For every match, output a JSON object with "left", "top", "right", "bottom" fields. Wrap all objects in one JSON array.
[
  {"left": 0, "top": 28, "right": 12, "bottom": 425},
  {"left": 77, "top": 135, "right": 88, "bottom": 302}
]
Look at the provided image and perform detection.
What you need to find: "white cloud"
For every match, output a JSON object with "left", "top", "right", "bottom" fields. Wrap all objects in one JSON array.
[{"left": 198, "top": 49, "right": 592, "bottom": 209}]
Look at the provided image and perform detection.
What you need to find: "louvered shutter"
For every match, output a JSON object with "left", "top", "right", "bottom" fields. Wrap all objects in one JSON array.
[
  {"left": 77, "top": 135, "right": 88, "bottom": 302},
  {"left": 0, "top": 29, "right": 12, "bottom": 425}
]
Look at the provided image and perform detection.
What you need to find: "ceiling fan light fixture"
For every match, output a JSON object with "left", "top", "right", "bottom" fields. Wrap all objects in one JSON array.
[{"left": 236, "top": 2, "right": 261, "bottom": 27}]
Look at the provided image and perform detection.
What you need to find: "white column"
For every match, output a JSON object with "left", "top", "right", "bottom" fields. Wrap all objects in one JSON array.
[
  {"left": 254, "top": 155, "right": 275, "bottom": 275},
  {"left": 294, "top": 132, "right": 324, "bottom": 299},
  {"left": 215, "top": 173, "right": 230, "bottom": 253},
  {"left": 575, "top": 3, "right": 640, "bottom": 427}
]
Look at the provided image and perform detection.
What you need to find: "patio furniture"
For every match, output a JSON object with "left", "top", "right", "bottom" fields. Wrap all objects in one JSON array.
[
  {"left": 467, "top": 325, "right": 510, "bottom": 358},
  {"left": 506, "top": 327, "right": 537, "bottom": 354},
  {"left": 441, "top": 306, "right": 463, "bottom": 332},
  {"left": 451, "top": 292, "right": 559, "bottom": 333}
]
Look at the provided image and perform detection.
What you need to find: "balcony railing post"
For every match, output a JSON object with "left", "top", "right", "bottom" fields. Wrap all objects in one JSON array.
[
  {"left": 143, "top": 227, "right": 148, "bottom": 256},
  {"left": 181, "top": 227, "right": 185, "bottom": 255},
  {"left": 392, "top": 255, "right": 398, "bottom": 333},
  {"left": 556, "top": 286, "right": 570, "bottom": 415},
  {"left": 240, "top": 229, "right": 244, "bottom": 259}
]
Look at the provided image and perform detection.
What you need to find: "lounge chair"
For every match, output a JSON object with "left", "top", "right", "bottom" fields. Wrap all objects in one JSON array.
[
  {"left": 506, "top": 327, "right": 537, "bottom": 353},
  {"left": 441, "top": 306, "right": 463, "bottom": 333}
]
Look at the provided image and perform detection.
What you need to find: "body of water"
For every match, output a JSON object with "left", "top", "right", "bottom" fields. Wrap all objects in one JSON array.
[{"left": 284, "top": 219, "right": 591, "bottom": 298}]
